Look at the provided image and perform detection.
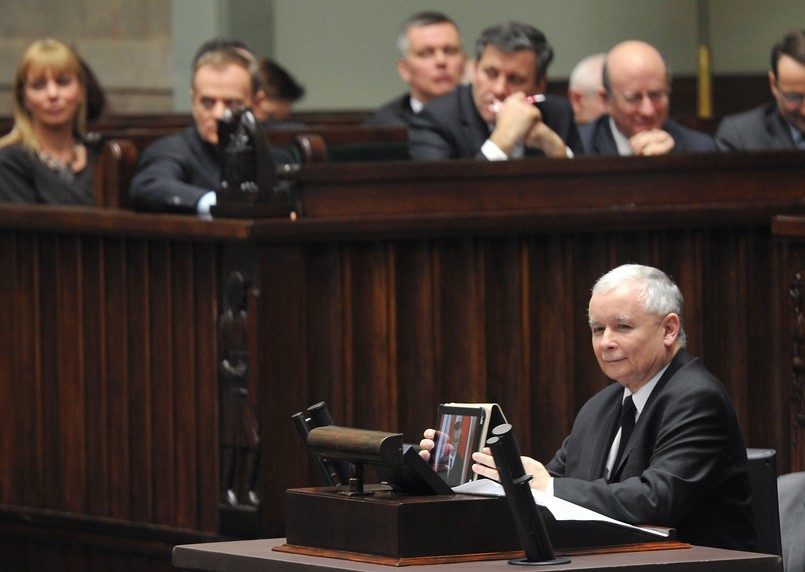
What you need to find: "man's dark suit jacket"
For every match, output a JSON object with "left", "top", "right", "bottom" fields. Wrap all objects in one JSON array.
[
  {"left": 363, "top": 93, "right": 414, "bottom": 128},
  {"left": 130, "top": 125, "right": 295, "bottom": 214},
  {"left": 715, "top": 102, "right": 798, "bottom": 151},
  {"left": 546, "top": 349, "right": 754, "bottom": 551},
  {"left": 408, "top": 84, "right": 583, "bottom": 160},
  {"left": 578, "top": 114, "right": 716, "bottom": 155}
]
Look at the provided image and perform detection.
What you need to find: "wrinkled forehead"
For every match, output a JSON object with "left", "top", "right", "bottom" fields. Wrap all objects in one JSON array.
[
  {"left": 588, "top": 281, "right": 645, "bottom": 314},
  {"left": 408, "top": 22, "right": 461, "bottom": 48},
  {"left": 610, "top": 66, "right": 666, "bottom": 93}
]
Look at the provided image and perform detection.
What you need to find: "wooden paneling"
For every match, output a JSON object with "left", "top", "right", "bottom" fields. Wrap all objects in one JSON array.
[
  {"left": 0, "top": 223, "right": 221, "bottom": 538},
  {"left": 1, "top": 151, "right": 804, "bottom": 568},
  {"left": 771, "top": 216, "right": 805, "bottom": 472}
]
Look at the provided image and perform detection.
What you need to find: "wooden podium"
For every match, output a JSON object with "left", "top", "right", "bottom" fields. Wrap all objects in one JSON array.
[{"left": 277, "top": 487, "right": 681, "bottom": 566}]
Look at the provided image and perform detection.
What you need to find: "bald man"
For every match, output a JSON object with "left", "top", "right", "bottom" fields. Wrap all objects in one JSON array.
[{"left": 579, "top": 40, "right": 715, "bottom": 156}]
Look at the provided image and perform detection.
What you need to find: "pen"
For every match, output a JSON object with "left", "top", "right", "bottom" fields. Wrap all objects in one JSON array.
[{"left": 488, "top": 93, "right": 546, "bottom": 113}]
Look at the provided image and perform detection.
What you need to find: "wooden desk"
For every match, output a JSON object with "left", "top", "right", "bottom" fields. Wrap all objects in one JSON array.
[{"left": 172, "top": 537, "right": 782, "bottom": 571}]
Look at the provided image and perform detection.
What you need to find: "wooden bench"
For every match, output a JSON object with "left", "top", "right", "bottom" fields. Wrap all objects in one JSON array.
[{"left": 90, "top": 125, "right": 409, "bottom": 208}]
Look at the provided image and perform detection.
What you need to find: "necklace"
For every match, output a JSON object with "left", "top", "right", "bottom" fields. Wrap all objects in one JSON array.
[{"left": 38, "top": 143, "right": 81, "bottom": 183}]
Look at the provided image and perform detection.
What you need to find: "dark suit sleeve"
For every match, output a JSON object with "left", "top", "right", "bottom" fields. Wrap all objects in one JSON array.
[
  {"left": 408, "top": 106, "right": 483, "bottom": 161},
  {"left": 714, "top": 117, "right": 744, "bottom": 151},
  {"left": 362, "top": 96, "right": 410, "bottom": 128},
  {"left": 551, "top": 380, "right": 738, "bottom": 529},
  {"left": 540, "top": 96, "right": 584, "bottom": 156},
  {"left": 0, "top": 147, "right": 37, "bottom": 203},
  {"left": 129, "top": 135, "right": 210, "bottom": 213}
]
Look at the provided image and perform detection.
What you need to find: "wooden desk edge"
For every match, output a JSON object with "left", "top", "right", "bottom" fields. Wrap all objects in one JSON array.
[{"left": 272, "top": 540, "right": 691, "bottom": 567}]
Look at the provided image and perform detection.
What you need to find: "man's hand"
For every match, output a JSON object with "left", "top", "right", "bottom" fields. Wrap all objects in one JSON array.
[
  {"left": 471, "top": 448, "right": 552, "bottom": 492},
  {"left": 419, "top": 428, "right": 441, "bottom": 462},
  {"left": 489, "top": 92, "right": 542, "bottom": 156},
  {"left": 525, "top": 121, "right": 570, "bottom": 158},
  {"left": 629, "top": 129, "right": 675, "bottom": 156}
]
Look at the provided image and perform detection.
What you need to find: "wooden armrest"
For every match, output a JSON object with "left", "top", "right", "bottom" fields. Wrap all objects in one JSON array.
[
  {"left": 293, "top": 133, "right": 328, "bottom": 164},
  {"left": 92, "top": 138, "right": 138, "bottom": 208}
]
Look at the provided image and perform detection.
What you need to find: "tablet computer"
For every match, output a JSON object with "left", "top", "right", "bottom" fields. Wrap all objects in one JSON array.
[{"left": 431, "top": 404, "right": 488, "bottom": 487}]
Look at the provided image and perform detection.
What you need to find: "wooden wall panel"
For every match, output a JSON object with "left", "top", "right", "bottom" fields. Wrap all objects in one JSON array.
[
  {"left": 770, "top": 217, "right": 805, "bottom": 472},
  {"left": 1, "top": 152, "right": 803, "bottom": 568},
  {"left": 104, "top": 238, "right": 132, "bottom": 521},
  {"left": 245, "top": 222, "right": 791, "bottom": 494},
  {"left": 0, "top": 228, "right": 222, "bottom": 537}
]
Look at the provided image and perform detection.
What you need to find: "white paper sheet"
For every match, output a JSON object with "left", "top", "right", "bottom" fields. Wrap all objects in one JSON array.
[{"left": 452, "top": 479, "right": 668, "bottom": 537}]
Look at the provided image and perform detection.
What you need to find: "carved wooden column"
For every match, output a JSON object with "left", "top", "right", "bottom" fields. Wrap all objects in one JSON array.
[
  {"left": 218, "top": 269, "right": 263, "bottom": 536},
  {"left": 789, "top": 273, "right": 805, "bottom": 470}
]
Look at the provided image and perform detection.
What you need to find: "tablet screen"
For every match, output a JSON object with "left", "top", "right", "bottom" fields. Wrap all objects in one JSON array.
[{"left": 431, "top": 405, "right": 486, "bottom": 486}]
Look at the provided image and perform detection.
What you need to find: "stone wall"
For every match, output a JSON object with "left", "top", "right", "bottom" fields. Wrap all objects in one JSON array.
[{"left": 0, "top": 0, "right": 174, "bottom": 115}]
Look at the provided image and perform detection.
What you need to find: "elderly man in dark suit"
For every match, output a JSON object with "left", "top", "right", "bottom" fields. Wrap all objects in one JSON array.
[
  {"left": 579, "top": 41, "right": 715, "bottom": 156},
  {"left": 715, "top": 29, "right": 805, "bottom": 151},
  {"left": 409, "top": 21, "right": 581, "bottom": 161},
  {"left": 421, "top": 264, "right": 754, "bottom": 551}
]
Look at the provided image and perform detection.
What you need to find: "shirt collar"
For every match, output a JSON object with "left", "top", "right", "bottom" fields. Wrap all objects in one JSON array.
[
  {"left": 788, "top": 123, "right": 805, "bottom": 148},
  {"left": 410, "top": 95, "right": 424, "bottom": 114},
  {"left": 608, "top": 116, "right": 634, "bottom": 156},
  {"left": 623, "top": 362, "right": 670, "bottom": 420}
]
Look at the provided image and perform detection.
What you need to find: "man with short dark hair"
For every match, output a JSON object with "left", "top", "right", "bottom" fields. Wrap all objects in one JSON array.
[
  {"left": 715, "top": 29, "right": 805, "bottom": 151},
  {"left": 130, "top": 41, "right": 294, "bottom": 214},
  {"left": 364, "top": 11, "right": 466, "bottom": 128},
  {"left": 580, "top": 40, "right": 714, "bottom": 156},
  {"left": 408, "top": 21, "right": 581, "bottom": 160},
  {"left": 254, "top": 58, "right": 306, "bottom": 123}
]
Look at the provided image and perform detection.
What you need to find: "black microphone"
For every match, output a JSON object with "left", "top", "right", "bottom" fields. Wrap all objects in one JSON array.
[{"left": 487, "top": 423, "right": 570, "bottom": 566}]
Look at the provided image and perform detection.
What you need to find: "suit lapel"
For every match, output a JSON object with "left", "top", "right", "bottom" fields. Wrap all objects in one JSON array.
[
  {"left": 768, "top": 108, "right": 796, "bottom": 148},
  {"left": 594, "top": 119, "right": 619, "bottom": 155},
  {"left": 579, "top": 387, "right": 623, "bottom": 480},
  {"left": 610, "top": 349, "right": 693, "bottom": 480},
  {"left": 458, "top": 85, "right": 493, "bottom": 154}
]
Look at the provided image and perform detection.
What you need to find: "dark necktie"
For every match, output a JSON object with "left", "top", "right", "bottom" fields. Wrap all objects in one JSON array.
[{"left": 613, "top": 395, "right": 636, "bottom": 469}]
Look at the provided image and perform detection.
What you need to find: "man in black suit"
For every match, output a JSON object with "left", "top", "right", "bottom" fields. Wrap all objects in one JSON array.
[
  {"left": 715, "top": 29, "right": 805, "bottom": 151},
  {"left": 579, "top": 41, "right": 715, "bottom": 155},
  {"left": 421, "top": 264, "right": 754, "bottom": 551},
  {"left": 409, "top": 21, "right": 581, "bottom": 160},
  {"left": 363, "top": 11, "right": 466, "bottom": 128},
  {"left": 129, "top": 40, "right": 295, "bottom": 214}
]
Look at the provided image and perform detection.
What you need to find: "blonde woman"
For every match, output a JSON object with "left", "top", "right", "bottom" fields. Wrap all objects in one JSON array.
[{"left": 0, "top": 39, "right": 99, "bottom": 204}]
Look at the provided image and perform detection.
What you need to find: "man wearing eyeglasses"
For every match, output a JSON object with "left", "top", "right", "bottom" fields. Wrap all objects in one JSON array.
[
  {"left": 715, "top": 30, "right": 805, "bottom": 151},
  {"left": 579, "top": 40, "right": 715, "bottom": 156}
]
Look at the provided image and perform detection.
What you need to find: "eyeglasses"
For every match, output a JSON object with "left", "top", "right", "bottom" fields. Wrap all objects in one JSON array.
[
  {"left": 614, "top": 89, "right": 670, "bottom": 106},
  {"left": 776, "top": 85, "right": 805, "bottom": 107}
]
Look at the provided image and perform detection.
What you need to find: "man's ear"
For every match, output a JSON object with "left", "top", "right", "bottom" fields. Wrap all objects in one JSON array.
[
  {"left": 568, "top": 89, "right": 583, "bottom": 116},
  {"left": 397, "top": 59, "right": 412, "bottom": 85},
  {"left": 600, "top": 88, "right": 613, "bottom": 112},
  {"left": 535, "top": 78, "right": 548, "bottom": 94},
  {"left": 663, "top": 313, "right": 681, "bottom": 346},
  {"left": 253, "top": 89, "right": 266, "bottom": 109},
  {"left": 768, "top": 70, "right": 778, "bottom": 98}
]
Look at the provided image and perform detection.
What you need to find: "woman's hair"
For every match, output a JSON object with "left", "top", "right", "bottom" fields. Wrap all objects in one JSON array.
[{"left": 0, "top": 39, "right": 87, "bottom": 150}]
